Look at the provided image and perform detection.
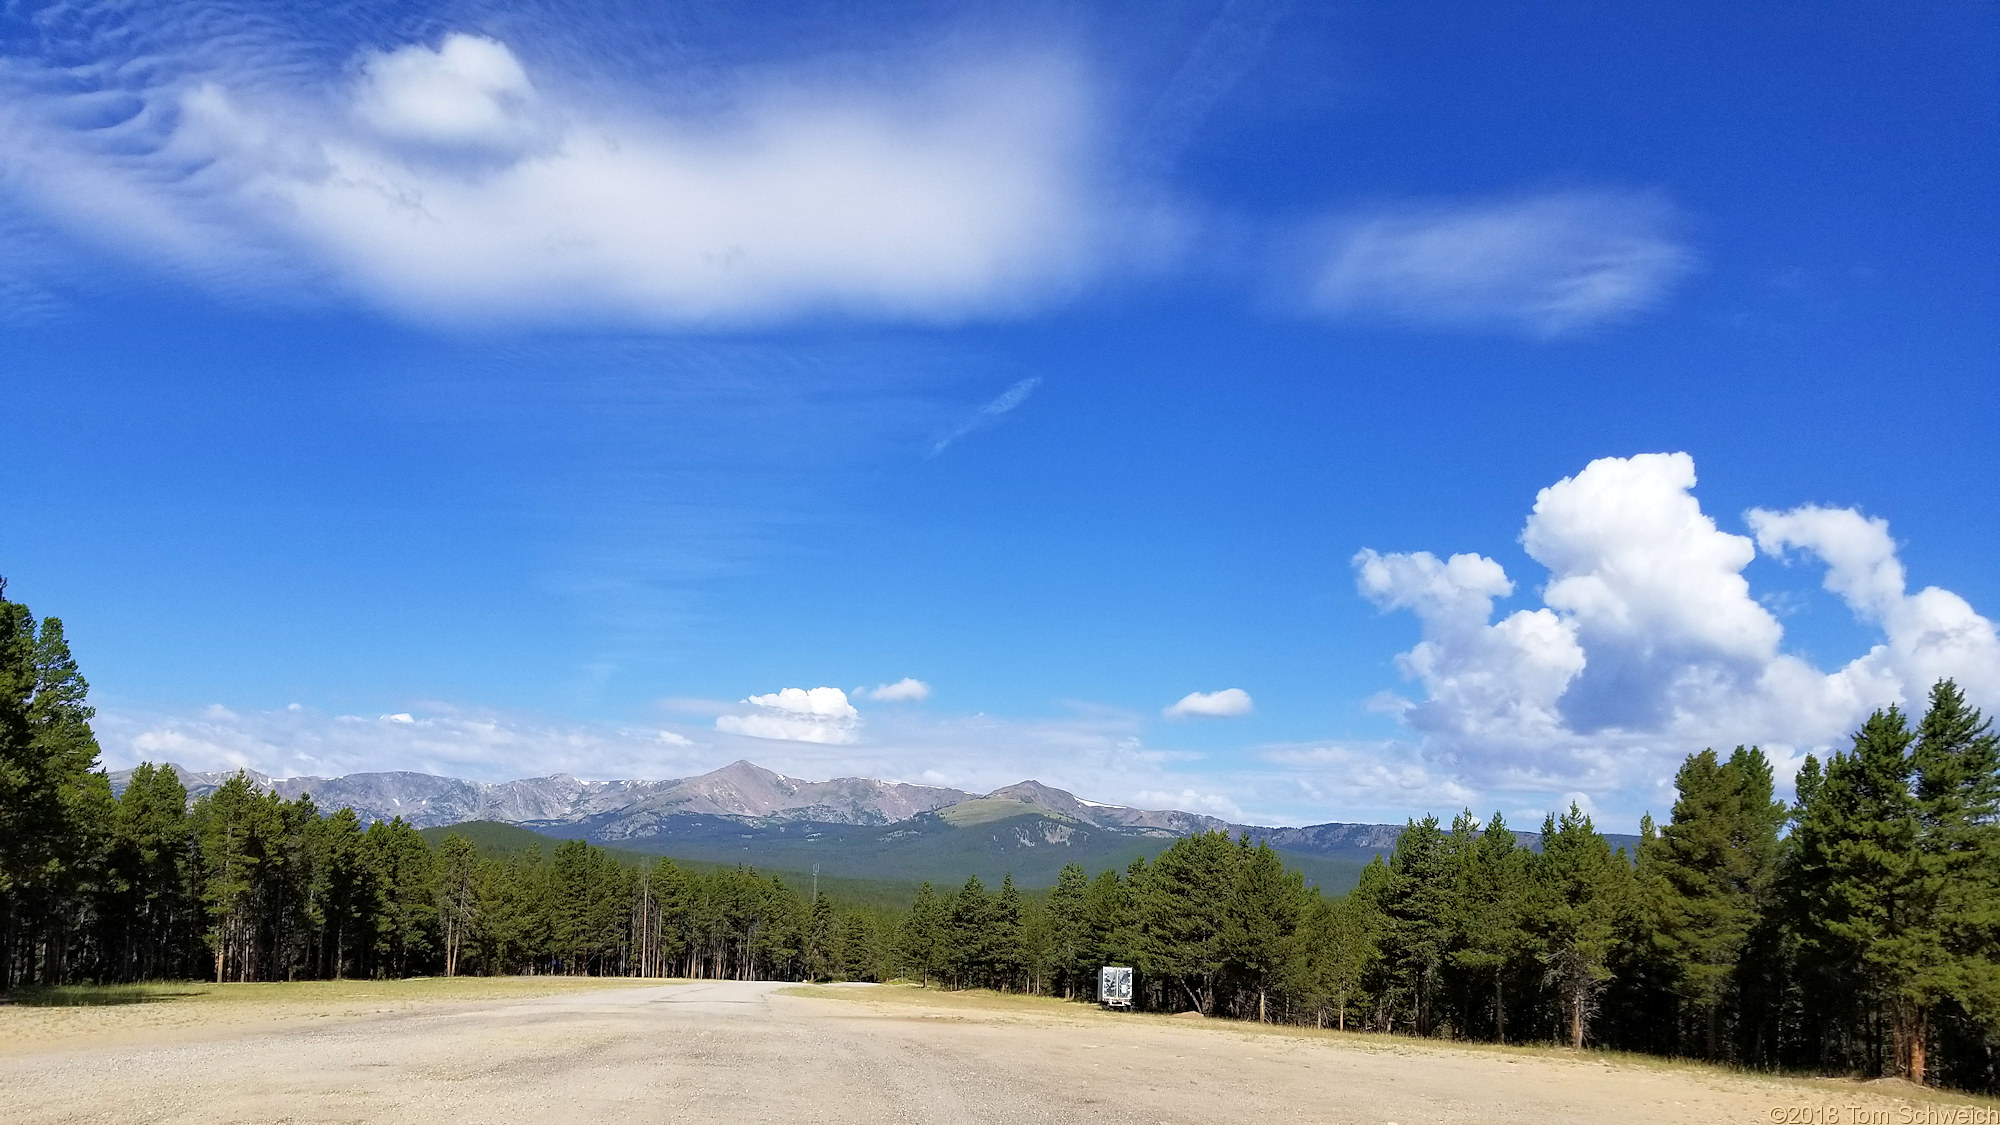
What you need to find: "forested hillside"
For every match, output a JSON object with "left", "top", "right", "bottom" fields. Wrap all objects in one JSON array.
[{"left": 3, "top": 581, "right": 1996, "bottom": 1091}]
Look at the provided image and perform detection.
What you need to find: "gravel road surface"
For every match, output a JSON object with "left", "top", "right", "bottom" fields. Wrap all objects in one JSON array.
[{"left": 0, "top": 979, "right": 1960, "bottom": 1124}]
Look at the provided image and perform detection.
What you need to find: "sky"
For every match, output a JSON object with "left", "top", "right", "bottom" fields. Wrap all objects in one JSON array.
[{"left": 2, "top": 0, "right": 1996, "bottom": 829}]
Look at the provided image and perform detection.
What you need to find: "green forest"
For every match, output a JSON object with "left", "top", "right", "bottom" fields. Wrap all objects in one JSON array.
[{"left": 4, "top": 581, "right": 1997, "bottom": 1092}]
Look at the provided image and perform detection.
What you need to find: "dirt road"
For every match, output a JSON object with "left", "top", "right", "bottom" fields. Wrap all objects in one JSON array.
[{"left": 0, "top": 979, "right": 1969, "bottom": 1124}]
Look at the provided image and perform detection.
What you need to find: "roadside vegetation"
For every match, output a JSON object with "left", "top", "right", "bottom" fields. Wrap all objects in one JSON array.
[{"left": 3, "top": 578, "right": 1996, "bottom": 1093}]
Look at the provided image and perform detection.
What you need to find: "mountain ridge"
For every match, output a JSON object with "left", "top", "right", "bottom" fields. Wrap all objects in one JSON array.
[
  {"left": 107, "top": 759, "right": 1634, "bottom": 888},
  {"left": 106, "top": 759, "right": 1247, "bottom": 835}
]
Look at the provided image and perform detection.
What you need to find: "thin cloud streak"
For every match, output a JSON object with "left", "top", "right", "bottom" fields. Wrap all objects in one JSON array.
[
  {"left": 1128, "top": 0, "right": 1292, "bottom": 176},
  {"left": 928, "top": 376, "right": 1042, "bottom": 456}
]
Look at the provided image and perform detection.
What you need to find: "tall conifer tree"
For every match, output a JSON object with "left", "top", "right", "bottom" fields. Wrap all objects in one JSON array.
[
  {"left": 1533, "top": 803, "right": 1630, "bottom": 1049},
  {"left": 1453, "top": 811, "right": 1530, "bottom": 1043},
  {"left": 1381, "top": 815, "right": 1455, "bottom": 1035}
]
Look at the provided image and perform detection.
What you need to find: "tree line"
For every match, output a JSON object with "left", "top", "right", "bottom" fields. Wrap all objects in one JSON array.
[
  {"left": 883, "top": 679, "right": 1999, "bottom": 1092},
  {"left": 3, "top": 757, "right": 904, "bottom": 987},
  {"left": 4, "top": 580, "right": 1996, "bottom": 1090},
  {"left": 0, "top": 580, "right": 897, "bottom": 988}
]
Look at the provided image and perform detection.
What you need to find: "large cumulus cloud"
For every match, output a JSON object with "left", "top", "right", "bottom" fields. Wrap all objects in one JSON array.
[{"left": 1357, "top": 452, "right": 2000, "bottom": 801}]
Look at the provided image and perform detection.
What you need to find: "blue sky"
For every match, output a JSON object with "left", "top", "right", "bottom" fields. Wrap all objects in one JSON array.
[{"left": 2, "top": 0, "right": 1995, "bottom": 828}]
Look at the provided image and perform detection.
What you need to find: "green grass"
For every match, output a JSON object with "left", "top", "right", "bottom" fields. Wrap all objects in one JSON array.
[
  {"left": 0, "top": 984, "right": 205, "bottom": 1007},
  {"left": 937, "top": 798, "right": 1057, "bottom": 827},
  {"left": 0, "top": 976, "right": 656, "bottom": 1052}
]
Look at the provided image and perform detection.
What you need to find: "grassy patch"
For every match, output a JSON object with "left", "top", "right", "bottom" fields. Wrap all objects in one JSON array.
[
  {"left": 0, "top": 975, "right": 663, "bottom": 1053},
  {"left": 1, "top": 983, "right": 205, "bottom": 1007},
  {"left": 937, "top": 799, "right": 1056, "bottom": 827},
  {"left": 3, "top": 976, "right": 646, "bottom": 1009},
  {"left": 786, "top": 983, "right": 2000, "bottom": 1110}
]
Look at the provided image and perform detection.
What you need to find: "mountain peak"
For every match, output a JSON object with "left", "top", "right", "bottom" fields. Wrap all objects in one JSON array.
[
  {"left": 979, "top": 779, "right": 1232, "bottom": 836},
  {"left": 709, "top": 759, "right": 782, "bottom": 782}
]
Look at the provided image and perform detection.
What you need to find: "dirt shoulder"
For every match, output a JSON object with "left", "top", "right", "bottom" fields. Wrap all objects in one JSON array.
[
  {"left": 0, "top": 976, "right": 653, "bottom": 1054},
  {"left": 788, "top": 982, "right": 2000, "bottom": 1122},
  {"left": 7, "top": 978, "right": 1998, "bottom": 1124}
]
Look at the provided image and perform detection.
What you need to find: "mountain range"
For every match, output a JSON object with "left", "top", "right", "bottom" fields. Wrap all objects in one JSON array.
[{"left": 109, "top": 759, "right": 1627, "bottom": 891}]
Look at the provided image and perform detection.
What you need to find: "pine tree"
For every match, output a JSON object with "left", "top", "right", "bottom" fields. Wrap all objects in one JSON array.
[
  {"left": 944, "top": 875, "right": 992, "bottom": 988},
  {"left": 0, "top": 582, "right": 111, "bottom": 987},
  {"left": 832, "top": 908, "right": 882, "bottom": 981},
  {"left": 1533, "top": 803, "right": 1630, "bottom": 1049},
  {"left": 1079, "top": 866, "right": 1134, "bottom": 999},
  {"left": 1647, "top": 746, "right": 1788, "bottom": 1057},
  {"left": 1380, "top": 815, "right": 1456, "bottom": 1035},
  {"left": 1046, "top": 862, "right": 1089, "bottom": 998},
  {"left": 1017, "top": 893, "right": 1053, "bottom": 995},
  {"left": 1222, "top": 838, "right": 1305, "bottom": 1022},
  {"left": 367, "top": 818, "right": 437, "bottom": 977},
  {"left": 1452, "top": 811, "right": 1531, "bottom": 1043},
  {"left": 435, "top": 834, "right": 479, "bottom": 976},
  {"left": 1137, "top": 832, "right": 1238, "bottom": 1014},
  {"left": 191, "top": 773, "right": 275, "bottom": 982},
  {"left": 1349, "top": 856, "right": 1394, "bottom": 1029},
  {"left": 268, "top": 793, "right": 324, "bottom": 980},
  {"left": 105, "top": 763, "right": 196, "bottom": 980},
  {"left": 991, "top": 874, "right": 1026, "bottom": 991},
  {"left": 803, "top": 894, "right": 836, "bottom": 982},
  {"left": 899, "top": 882, "right": 944, "bottom": 986},
  {"left": 316, "top": 807, "right": 373, "bottom": 978},
  {"left": 1790, "top": 708, "right": 1921, "bottom": 1076},
  {"left": 1902, "top": 682, "right": 2000, "bottom": 1085}
]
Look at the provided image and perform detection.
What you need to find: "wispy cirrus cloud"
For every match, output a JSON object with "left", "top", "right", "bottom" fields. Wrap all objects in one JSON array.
[
  {"left": 1126, "top": 0, "right": 1292, "bottom": 176},
  {"left": 95, "top": 701, "right": 717, "bottom": 783},
  {"left": 1300, "top": 189, "right": 1695, "bottom": 336},
  {"left": 928, "top": 376, "right": 1042, "bottom": 455},
  {"left": 0, "top": 20, "right": 1147, "bottom": 327}
]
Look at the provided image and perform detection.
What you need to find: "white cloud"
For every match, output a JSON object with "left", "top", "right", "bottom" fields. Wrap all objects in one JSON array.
[
  {"left": 1257, "top": 742, "right": 1478, "bottom": 813},
  {"left": 1133, "top": 788, "right": 1246, "bottom": 820},
  {"left": 745, "top": 687, "right": 859, "bottom": 718},
  {"left": 1163, "top": 688, "right": 1254, "bottom": 718},
  {"left": 1305, "top": 189, "right": 1694, "bottom": 336},
  {"left": 95, "top": 693, "right": 1533, "bottom": 828},
  {"left": 101, "top": 703, "right": 715, "bottom": 782},
  {"left": 3, "top": 32, "right": 1143, "bottom": 326},
  {"left": 1749, "top": 505, "right": 2000, "bottom": 706},
  {"left": 381, "top": 712, "right": 416, "bottom": 724},
  {"left": 858, "top": 677, "right": 931, "bottom": 703},
  {"left": 94, "top": 696, "right": 1300, "bottom": 819},
  {"left": 350, "top": 36, "right": 542, "bottom": 154},
  {"left": 1357, "top": 452, "right": 2000, "bottom": 811},
  {"left": 1525, "top": 452, "right": 1783, "bottom": 733},
  {"left": 715, "top": 686, "right": 861, "bottom": 744},
  {"left": 1354, "top": 547, "right": 1584, "bottom": 748}
]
